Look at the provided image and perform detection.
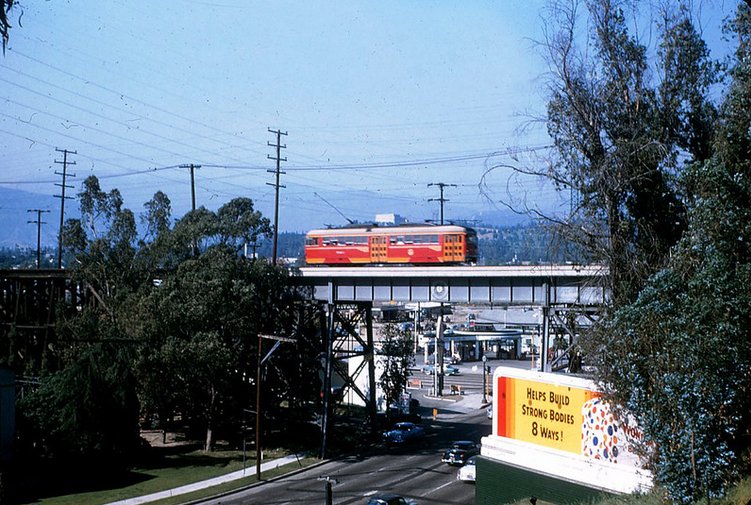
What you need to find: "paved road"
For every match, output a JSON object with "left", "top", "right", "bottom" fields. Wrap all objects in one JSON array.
[
  {"left": 201, "top": 408, "right": 491, "bottom": 505},
  {"left": 194, "top": 358, "right": 536, "bottom": 505}
]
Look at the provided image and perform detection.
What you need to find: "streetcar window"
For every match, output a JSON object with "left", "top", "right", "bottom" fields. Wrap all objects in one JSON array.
[
  {"left": 413, "top": 235, "right": 422, "bottom": 244},
  {"left": 305, "top": 237, "right": 318, "bottom": 246},
  {"left": 345, "top": 236, "right": 354, "bottom": 245},
  {"left": 390, "top": 236, "right": 396, "bottom": 244},
  {"left": 405, "top": 235, "right": 413, "bottom": 244},
  {"left": 431, "top": 235, "right": 439, "bottom": 244}
]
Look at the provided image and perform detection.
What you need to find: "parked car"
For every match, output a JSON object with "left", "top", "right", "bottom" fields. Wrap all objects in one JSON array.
[
  {"left": 456, "top": 455, "right": 477, "bottom": 482},
  {"left": 421, "top": 364, "right": 460, "bottom": 375},
  {"left": 366, "top": 494, "right": 417, "bottom": 505},
  {"left": 486, "top": 405, "right": 493, "bottom": 419},
  {"left": 383, "top": 422, "right": 425, "bottom": 446},
  {"left": 442, "top": 440, "right": 479, "bottom": 465}
]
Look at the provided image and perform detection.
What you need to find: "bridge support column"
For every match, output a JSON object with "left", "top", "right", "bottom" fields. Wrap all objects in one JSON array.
[{"left": 319, "top": 300, "right": 377, "bottom": 459}]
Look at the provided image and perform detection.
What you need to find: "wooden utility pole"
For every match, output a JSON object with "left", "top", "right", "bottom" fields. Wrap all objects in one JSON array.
[
  {"left": 180, "top": 164, "right": 201, "bottom": 212},
  {"left": 267, "top": 128, "right": 287, "bottom": 264},
  {"left": 54, "top": 148, "right": 76, "bottom": 268},
  {"left": 180, "top": 164, "right": 201, "bottom": 255},
  {"left": 27, "top": 209, "right": 50, "bottom": 269},
  {"left": 428, "top": 182, "right": 456, "bottom": 225}
]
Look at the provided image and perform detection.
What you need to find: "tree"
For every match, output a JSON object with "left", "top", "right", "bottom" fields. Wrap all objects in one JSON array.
[
  {"left": 377, "top": 324, "right": 414, "bottom": 417},
  {"left": 1, "top": 0, "right": 14, "bottom": 53},
  {"left": 22, "top": 179, "right": 286, "bottom": 459},
  {"left": 589, "top": 3, "right": 751, "bottom": 502},
  {"left": 526, "top": 0, "right": 719, "bottom": 307},
  {"left": 18, "top": 321, "right": 140, "bottom": 463},
  {"left": 133, "top": 200, "right": 285, "bottom": 451},
  {"left": 141, "top": 190, "right": 172, "bottom": 244}
]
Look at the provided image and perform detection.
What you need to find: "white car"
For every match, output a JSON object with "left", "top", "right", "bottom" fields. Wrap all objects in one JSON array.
[{"left": 456, "top": 455, "right": 476, "bottom": 482}]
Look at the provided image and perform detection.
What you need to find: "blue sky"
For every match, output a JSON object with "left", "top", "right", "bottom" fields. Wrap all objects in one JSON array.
[{"left": 0, "top": 0, "right": 735, "bottom": 244}]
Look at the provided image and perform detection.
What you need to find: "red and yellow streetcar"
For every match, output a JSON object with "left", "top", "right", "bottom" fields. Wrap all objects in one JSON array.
[{"left": 305, "top": 224, "right": 478, "bottom": 265}]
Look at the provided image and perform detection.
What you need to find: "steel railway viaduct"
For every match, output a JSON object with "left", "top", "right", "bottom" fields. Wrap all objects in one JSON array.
[{"left": 292, "top": 264, "right": 607, "bottom": 370}]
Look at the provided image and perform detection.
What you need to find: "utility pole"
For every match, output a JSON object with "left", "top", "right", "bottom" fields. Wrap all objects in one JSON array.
[
  {"left": 267, "top": 128, "right": 287, "bottom": 264},
  {"left": 27, "top": 209, "right": 50, "bottom": 269},
  {"left": 180, "top": 164, "right": 201, "bottom": 256},
  {"left": 428, "top": 182, "right": 456, "bottom": 225},
  {"left": 54, "top": 148, "right": 76, "bottom": 268},
  {"left": 179, "top": 164, "right": 201, "bottom": 212}
]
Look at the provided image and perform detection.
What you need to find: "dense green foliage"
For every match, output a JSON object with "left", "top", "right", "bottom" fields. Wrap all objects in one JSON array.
[
  {"left": 547, "top": 2, "right": 751, "bottom": 502},
  {"left": 11, "top": 176, "right": 325, "bottom": 465}
]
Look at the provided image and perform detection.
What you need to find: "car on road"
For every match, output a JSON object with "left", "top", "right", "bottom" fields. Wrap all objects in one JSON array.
[
  {"left": 421, "top": 364, "right": 460, "bottom": 375},
  {"left": 442, "top": 440, "right": 479, "bottom": 466},
  {"left": 366, "top": 494, "right": 417, "bottom": 505},
  {"left": 456, "top": 455, "right": 477, "bottom": 482},
  {"left": 486, "top": 405, "right": 493, "bottom": 419},
  {"left": 383, "top": 422, "right": 425, "bottom": 446}
]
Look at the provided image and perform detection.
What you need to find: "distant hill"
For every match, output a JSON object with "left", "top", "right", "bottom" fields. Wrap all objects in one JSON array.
[{"left": 0, "top": 187, "right": 71, "bottom": 249}]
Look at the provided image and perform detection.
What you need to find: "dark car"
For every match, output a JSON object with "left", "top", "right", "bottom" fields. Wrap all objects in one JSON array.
[
  {"left": 383, "top": 422, "right": 425, "bottom": 446},
  {"left": 366, "top": 494, "right": 417, "bottom": 505},
  {"left": 442, "top": 440, "right": 479, "bottom": 465}
]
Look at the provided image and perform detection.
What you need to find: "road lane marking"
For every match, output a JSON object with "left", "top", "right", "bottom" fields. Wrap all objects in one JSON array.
[{"left": 423, "top": 480, "right": 455, "bottom": 495}]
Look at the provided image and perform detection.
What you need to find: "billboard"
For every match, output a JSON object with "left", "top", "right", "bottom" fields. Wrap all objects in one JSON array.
[{"left": 493, "top": 368, "right": 644, "bottom": 467}]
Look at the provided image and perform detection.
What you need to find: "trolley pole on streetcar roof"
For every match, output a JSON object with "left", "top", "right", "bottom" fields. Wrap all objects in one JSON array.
[{"left": 428, "top": 182, "right": 456, "bottom": 225}]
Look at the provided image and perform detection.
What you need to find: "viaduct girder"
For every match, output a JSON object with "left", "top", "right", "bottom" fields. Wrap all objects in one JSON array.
[{"left": 291, "top": 265, "right": 607, "bottom": 306}]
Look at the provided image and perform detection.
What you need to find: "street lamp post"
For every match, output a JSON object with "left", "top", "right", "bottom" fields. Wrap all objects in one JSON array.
[
  {"left": 255, "top": 333, "right": 296, "bottom": 480},
  {"left": 482, "top": 354, "right": 488, "bottom": 403}
]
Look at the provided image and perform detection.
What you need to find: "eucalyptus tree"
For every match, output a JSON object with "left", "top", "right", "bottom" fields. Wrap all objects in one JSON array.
[
  {"left": 586, "top": 3, "right": 751, "bottom": 502},
  {"left": 19, "top": 176, "right": 147, "bottom": 461},
  {"left": 533, "top": 0, "right": 719, "bottom": 306},
  {"left": 133, "top": 199, "right": 290, "bottom": 451}
]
